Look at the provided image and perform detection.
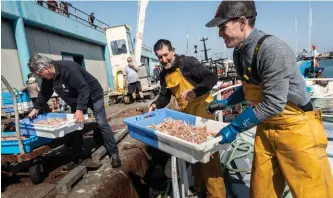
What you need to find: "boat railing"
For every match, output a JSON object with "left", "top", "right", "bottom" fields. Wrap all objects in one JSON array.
[
  {"left": 212, "top": 79, "right": 333, "bottom": 121},
  {"left": 212, "top": 79, "right": 333, "bottom": 98},
  {"left": 34, "top": 0, "right": 110, "bottom": 32},
  {"left": 304, "top": 77, "right": 333, "bottom": 82},
  {"left": 213, "top": 84, "right": 241, "bottom": 121}
]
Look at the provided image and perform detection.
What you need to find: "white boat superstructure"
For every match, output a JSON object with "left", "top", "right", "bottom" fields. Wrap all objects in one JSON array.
[{"left": 305, "top": 78, "right": 333, "bottom": 98}]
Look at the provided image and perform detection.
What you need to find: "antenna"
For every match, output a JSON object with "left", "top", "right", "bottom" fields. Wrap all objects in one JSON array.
[
  {"left": 186, "top": 34, "right": 189, "bottom": 55},
  {"left": 308, "top": 0, "right": 312, "bottom": 55},
  {"left": 200, "top": 37, "right": 211, "bottom": 61},
  {"left": 194, "top": 45, "right": 198, "bottom": 58},
  {"left": 295, "top": 18, "right": 298, "bottom": 54}
]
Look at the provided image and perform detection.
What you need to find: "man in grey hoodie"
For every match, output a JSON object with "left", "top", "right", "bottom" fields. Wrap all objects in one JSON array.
[{"left": 206, "top": 1, "right": 333, "bottom": 197}]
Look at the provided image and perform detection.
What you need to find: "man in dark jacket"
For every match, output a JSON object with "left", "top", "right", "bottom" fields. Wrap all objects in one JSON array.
[
  {"left": 27, "top": 54, "right": 121, "bottom": 170},
  {"left": 149, "top": 39, "right": 226, "bottom": 198}
]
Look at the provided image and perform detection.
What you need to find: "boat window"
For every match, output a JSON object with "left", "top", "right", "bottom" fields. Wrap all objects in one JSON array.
[
  {"left": 126, "top": 31, "right": 134, "bottom": 54},
  {"left": 110, "top": 39, "right": 127, "bottom": 55}
]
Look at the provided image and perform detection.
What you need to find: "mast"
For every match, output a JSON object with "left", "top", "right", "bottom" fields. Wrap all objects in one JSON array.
[
  {"left": 200, "top": 37, "right": 210, "bottom": 61},
  {"left": 308, "top": 0, "right": 312, "bottom": 55},
  {"left": 295, "top": 18, "right": 298, "bottom": 55}
]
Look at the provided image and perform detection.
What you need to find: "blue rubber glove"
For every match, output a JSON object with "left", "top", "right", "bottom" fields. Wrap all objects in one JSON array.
[
  {"left": 226, "top": 86, "right": 245, "bottom": 106},
  {"left": 206, "top": 86, "right": 245, "bottom": 114},
  {"left": 218, "top": 107, "right": 261, "bottom": 144}
]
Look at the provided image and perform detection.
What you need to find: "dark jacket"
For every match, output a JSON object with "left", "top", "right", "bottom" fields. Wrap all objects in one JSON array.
[
  {"left": 152, "top": 55, "right": 218, "bottom": 109},
  {"left": 35, "top": 60, "right": 104, "bottom": 111}
]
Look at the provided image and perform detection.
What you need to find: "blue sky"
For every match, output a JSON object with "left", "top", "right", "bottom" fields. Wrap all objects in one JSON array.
[{"left": 72, "top": 1, "right": 333, "bottom": 60}]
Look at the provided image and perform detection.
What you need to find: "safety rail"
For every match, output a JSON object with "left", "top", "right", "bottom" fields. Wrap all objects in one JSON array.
[
  {"left": 213, "top": 84, "right": 241, "bottom": 122},
  {"left": 304, "top": 78, "right": 333, "bottom": 81},
  {"left": 212, "top": 78, "right": 333, "bottom": 98},
  {"left": 212, "top": 78, "right": 333, "bottom": 122},
  {"left": 1, "top": 75, "right": 25, "bottom": 154},
  {"left": 35, "top": 0, "right": 110, "bottom": 32}
]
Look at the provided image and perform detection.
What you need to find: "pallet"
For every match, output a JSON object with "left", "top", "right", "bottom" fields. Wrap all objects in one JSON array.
[{"left": 1, "top": 145, "right": 51, "bottom": 164}]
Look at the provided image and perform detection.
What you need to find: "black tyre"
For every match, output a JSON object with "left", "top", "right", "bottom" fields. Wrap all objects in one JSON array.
[
  {"left": 109, "top": 97, "right": 116, "bottom": 105},
  {"left": 123, "top": 96, "right": 131, "bottom": 104},
  {"left": 29, "top": 162, "right": 44, "bottom": 184}
]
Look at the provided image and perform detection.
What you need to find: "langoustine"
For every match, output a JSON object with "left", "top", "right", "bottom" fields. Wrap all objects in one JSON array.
[
  {"left": 33, "top": 118, "right": 68, "bottom": 126},
  {"left": 1, "top": 135, "right": 27, "bottom": 141},
  {"left": 149, "top": 118, "right": 216, "bottom": 144}
]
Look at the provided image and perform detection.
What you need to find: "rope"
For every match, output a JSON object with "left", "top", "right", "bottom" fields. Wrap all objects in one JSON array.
[{"left": 224, "top": 137, "right": 253, "bottom": 173}]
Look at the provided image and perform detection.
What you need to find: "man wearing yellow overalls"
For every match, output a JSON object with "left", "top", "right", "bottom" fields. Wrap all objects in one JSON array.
[
  {"left": 206, "top": 1, "right": 333, "bottom": 198},
  {"left": 149, "top": 39, "right": 226, "bottom": 197}
]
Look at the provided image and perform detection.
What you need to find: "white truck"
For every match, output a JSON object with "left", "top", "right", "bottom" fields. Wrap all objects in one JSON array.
[
  {"left": 105, "top": 0, "right": 160, "bottom": 104},
  {"left": 105, "top": 25, "right": 160, "bottom": 104}
]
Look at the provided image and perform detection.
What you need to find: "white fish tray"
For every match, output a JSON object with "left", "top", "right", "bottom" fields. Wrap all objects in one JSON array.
[
  {"left": 124, "top": 109, "right": 228, "bottom": 164},
  {"left": 20, "top": 113, "right": 87, "bottom": 139}
]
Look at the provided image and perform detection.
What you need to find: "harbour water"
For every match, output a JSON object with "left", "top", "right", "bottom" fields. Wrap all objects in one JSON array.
[{"left": 318, "top": 58, "right": 333, "bottom": 77}]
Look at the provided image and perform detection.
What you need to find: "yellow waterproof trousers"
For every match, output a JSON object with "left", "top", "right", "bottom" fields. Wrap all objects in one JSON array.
[
  {"left": 242, "top": 82, "right": 333, "bottom": 198},
  {"left": 251, "top": 110, "right": 333, "bottom": 198},
  {"left": 165, "top": 68, "right": 225, "bottom": 198}
]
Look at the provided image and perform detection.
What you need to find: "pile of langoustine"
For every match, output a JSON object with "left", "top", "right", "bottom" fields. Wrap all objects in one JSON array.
[
  {"left": 1, "top": 119, "right": 69, "bottom": 141},
  {"left": 149, "top": 118, "right": 216, "bottom": 144},
  {"left": 2, "top": 135, "right": 27, "bottom": 141},
  {"left": 33, "top": 118, "right": 68, "bottom": 126}
]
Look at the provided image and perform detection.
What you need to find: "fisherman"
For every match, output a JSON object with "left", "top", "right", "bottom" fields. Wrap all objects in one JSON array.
[
  {"left": 149, "top": 39, "right": 226, "bottom": 198},
  {"left": 206, "top": 1, "right": 333, "bottom": 197},
  {"left": 27, "top": 54, "right": 122, "bottom": 170}
]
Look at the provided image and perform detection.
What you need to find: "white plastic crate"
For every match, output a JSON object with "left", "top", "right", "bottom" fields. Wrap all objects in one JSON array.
[
  {"left": 20, "top": 113, "right": 87, "bottom": 139},
  {"left": 124, "top": 109, "right": 229, "bottom": 164}
]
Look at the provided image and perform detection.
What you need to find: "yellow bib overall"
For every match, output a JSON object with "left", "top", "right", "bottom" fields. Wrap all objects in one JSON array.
[
  {"left": 242, "top": 81, "right": 333, "bottom": 198},
  {"left": 165, "top": 68, "right": 226, "bottom": 198}
]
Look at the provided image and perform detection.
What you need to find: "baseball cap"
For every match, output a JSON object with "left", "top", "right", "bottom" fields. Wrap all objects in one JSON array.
[{"left": 206, "top": 1, "right": 257, "bottom": 27}]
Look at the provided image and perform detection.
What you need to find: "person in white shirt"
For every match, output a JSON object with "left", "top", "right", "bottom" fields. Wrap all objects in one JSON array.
[{"left": 124, "top": 57, "right": 145, "bottom": 102}]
